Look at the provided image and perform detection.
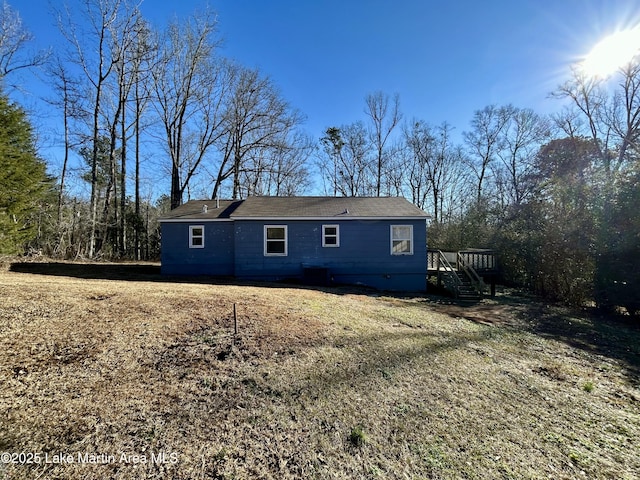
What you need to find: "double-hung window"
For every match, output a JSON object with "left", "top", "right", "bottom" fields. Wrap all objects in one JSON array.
[
  {"left": 264, "top": 225, "right": 287, "bottom": 256},
  {"left": 322, "top": 224, "right": 340, "bottom": 247},
  {"left": 391, "top": 225, "right": 413, "bottom": 255},
  {"left": 189, "top": 225, "right": 205, "bottom": 248}
]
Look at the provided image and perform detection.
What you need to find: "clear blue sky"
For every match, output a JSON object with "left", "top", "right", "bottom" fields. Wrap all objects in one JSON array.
[
  {"left": 14, "top": 0, "right": 638, "bottom": 135},
  {"left": 157, "top": 0, "right": 638, "bottom": 135},
  {"left": 10, "top": 0, "right": 640, "bottom": 194}
]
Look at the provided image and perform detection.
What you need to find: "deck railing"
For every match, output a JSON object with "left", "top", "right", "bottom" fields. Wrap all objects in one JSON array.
[
  {"left": 428, "top": 249, "right": 497, "bottom": 273},
  {"left": 458, "top": 250, "right": 497, "bottom": 273}
]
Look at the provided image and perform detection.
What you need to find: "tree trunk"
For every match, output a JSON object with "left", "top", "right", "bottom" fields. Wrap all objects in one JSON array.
[
  {"left": 135, "top": 89, "right": 141, "bottom": 260},
  {"left": 120, "top": 91, "right": 127, "bottom": 257},
  {"left": 57, "top": 80, "right": 71, "bottom": 256},
  {"left": 89, "top": 85, "right": 101, "bottom": 259}
]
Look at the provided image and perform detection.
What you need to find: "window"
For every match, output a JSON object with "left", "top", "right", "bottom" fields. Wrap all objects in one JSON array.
[
  {"left": 391, "top": 225, "right": 413, "bottom": 255},
  {"left": 189, "top": 225, "right": 204, "bottom": 248},
  {"left": 264, "top": 225, "right": 287, "bottom": 256},
  {"left": 322, "top": 224, "right": 340, "bottom": 247}
]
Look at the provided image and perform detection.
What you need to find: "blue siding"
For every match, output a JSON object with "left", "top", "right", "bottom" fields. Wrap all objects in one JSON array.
[
  {"left": 160, "top": 222, "right": 235, "bottom": 276},
  {"left": 233, "top": 219, "right": 427, "bottom": 291}
]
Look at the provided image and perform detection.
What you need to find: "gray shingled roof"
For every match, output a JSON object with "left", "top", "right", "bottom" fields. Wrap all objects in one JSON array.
[
  {"left": 160, "top": 197, "right": 429, "bottom": 220},
  {"left": 232, "top": 196, "right": 428, "bottom": 218},
  {"left": 159, "top": 200, "right": 242, "bottom": 220}
]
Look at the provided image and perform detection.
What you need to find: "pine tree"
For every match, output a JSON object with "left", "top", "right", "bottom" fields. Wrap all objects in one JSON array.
[{"left": 0, "top": 91, "right": 50, "bottom": 254}]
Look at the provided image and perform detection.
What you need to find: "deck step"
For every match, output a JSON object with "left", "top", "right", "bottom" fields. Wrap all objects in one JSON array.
[
  {"left": 456, "top": 273, "right": 482, "bottom": 302},
  {"left": 429, "top": 249, "right": 485, "bottom": 303}
]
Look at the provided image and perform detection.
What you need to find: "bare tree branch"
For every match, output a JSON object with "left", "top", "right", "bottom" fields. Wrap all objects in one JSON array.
[{"left": 0, "top": 1, "right": 50, "bottom": 80}]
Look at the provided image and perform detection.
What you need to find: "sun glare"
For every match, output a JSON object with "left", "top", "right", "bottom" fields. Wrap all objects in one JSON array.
[{"left": 582, "top": 27, "right": 640, "bottom": 78}]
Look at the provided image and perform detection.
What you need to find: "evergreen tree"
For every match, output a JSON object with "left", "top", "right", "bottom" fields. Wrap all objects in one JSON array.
[{"left": 0, "top": 91, "right": 50, "bottom": 254}]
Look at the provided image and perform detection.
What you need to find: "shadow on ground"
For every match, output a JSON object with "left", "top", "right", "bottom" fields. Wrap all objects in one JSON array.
[
  {"left": 420, "top": 289, "right": 640, "bottom": 385},
  {"left": 478, "top": 290, "right": 640, "bottom": 385},
  {"left": 9, "top": 261, "right": 640, "bottom": 385},
  {"left": 7, "top": 261, "right": 421, "bottom": 297},
  {"left": 9, "top": 261, "right": 164, "bottom": 280},
  {"left": 526, "top": 302, "right": 640, "bottom": 384}
]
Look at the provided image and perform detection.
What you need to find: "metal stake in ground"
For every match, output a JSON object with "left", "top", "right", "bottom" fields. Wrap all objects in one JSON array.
[{"left": 233, "top": 303, "right": 238, "bottom": 335}]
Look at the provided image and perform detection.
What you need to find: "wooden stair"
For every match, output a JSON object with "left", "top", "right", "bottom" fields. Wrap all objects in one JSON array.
[
  {"left": 455, "top": 271, "right": 483, "bottom": 303},
  {"left": 430, "top": 250, "right": 485, "bottom": 304}
]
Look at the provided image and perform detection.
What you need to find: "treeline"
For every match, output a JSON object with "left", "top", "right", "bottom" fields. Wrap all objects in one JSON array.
[
  {"left": 1, "top": 1, "right": 639, "bottom": 312},
  {"left": 315, "top": 81, "right": 639, "bottom": 313},
  {"left": 451, "top": 82, "right": 639, "bottom": 313}
]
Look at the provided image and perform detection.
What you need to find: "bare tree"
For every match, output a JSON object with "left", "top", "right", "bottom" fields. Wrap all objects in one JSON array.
[
  {"left": 57, "top": 0, "right": 126, "bottom": 257},
  {"left": 364, "top": 91, "right": 402, "bottom": 196},
  {"left": 151, "top": 8, "right": 226, "bottom": 209},
  {"left": 267, "top": 132, "right": 313, "bottom": 195},
  {"left": 237, "top": 131, "right": 313, "bottom": 197},
  {"left": 210, "top": 65, "right": 304, "bottom": 200},
  {"left": 495, "top": 107, "right": 550, "bottom": 206},
  {"left": 320, "top": 122, "right": 373, "bottom": 197},
  {"left": 550, "top": 62, "right": 640, "bottom": 181},
  {"left": 112, "top": 10, "right": 154, "bottom": 256},
  {"left": 130, "top": 17, "right": 155, "bottom": 259},
  {"left": 463, "top": 105, "right": 513, "bottom": 202},
  {"left": 606, "top": 62, "right": 640, "bottom": 171},
  {"left": 381, "top": 140, "right": 408, "bottom": 197},
  {"left": 552, "top": 106, "right": 585, "bottom": 139},
  {"left": 405, "top": 121, "right": 462, "bottom": 221},
  {"left": 46, "top": 55, "right": 83, "bottom": 229},
  {"left": 404, "top": 120, "right": 433, "bottom": 210},
  {"left": 0, "top": 1, "right": 49, "bottom": 81},
  {"left": 319, "top": 126, "right": 343, "bottom": 196}
]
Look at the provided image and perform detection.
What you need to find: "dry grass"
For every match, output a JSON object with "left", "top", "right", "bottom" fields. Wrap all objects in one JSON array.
[{"left": 0, "top": 263, "right": 639, "bottom": 479}]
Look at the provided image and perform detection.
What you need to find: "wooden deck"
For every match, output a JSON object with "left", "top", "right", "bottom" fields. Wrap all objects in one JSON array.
[{"left": 428, "top": 249, "right": 498, "bottom": 299}]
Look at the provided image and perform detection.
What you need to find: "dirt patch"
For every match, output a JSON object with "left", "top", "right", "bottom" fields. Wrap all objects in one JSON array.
[{"left": 428, "top": 302, "right": 522, "bottom": 326}]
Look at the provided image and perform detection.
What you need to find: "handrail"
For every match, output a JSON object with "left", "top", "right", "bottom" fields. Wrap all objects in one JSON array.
[
  {"left": 457, "top": 252, "right": 486, "bottom": 294},
  {"left": 437, "top": 250, "right": 457, "bottom": 273},
  {"left": 437, "top": 250, "right": 462, "bottom": 292}
]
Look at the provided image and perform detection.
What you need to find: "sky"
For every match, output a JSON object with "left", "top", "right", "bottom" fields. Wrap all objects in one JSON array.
[
  {"left": 155, "top": 0, "right": 638, "bottom": 135},
  {"left": 9, "top": 0, "right": 640, "bottom": 193}
]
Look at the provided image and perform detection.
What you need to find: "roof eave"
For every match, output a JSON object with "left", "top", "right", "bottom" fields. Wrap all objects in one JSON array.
[
  {"left": 230, "top": 216, "right": 431, "bottom": 221},
  {"left": 158, "top": 217, "right": 235, "bottom": 223}
]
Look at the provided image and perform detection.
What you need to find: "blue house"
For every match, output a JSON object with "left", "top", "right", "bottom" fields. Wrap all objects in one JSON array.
[{"left": 159, "top": 196, "right": 429, "bottom": 291}]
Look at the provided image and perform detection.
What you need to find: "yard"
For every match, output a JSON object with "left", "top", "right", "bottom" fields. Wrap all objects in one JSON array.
[{"left": 0, "top": 262, "right": 639, "bottom": 479}]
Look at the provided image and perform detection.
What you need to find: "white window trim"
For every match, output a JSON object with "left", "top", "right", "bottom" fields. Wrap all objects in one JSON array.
[
  {"left": 390, "top": 225, "right": 413, "bottom": 255},
  {"left": 322, "top": 224, "right": 340, "bottom": 247},
  {"left": 189, "top": 225, "right": 205, "bottom": 249},
  {"left": 264, "top": 225, "right": 288, "bottom": 256}
]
